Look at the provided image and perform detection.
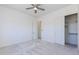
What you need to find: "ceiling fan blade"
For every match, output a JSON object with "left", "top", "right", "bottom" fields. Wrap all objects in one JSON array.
[
  {"left": 37, "top": 7, "right": 45, "bottom": 11},
  {"left": 34, "top": 10, "right": 37, "bottom": 13},
  {"left": 26, "top": 7, "right": 34, "bottom": 9}
]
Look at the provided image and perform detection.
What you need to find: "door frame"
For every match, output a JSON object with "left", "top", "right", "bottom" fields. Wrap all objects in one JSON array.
[{"left": 37, "top": 20, "right": 42, "bottom": 40}]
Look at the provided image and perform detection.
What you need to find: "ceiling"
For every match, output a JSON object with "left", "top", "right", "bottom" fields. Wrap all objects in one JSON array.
[{"left": 1, "top": 4, "right": 70, "bottom": 17}]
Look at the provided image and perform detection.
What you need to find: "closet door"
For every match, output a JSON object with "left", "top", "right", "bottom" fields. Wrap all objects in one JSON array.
[{"left": 68, "top": 14, "right": 77, "bottom": 45}]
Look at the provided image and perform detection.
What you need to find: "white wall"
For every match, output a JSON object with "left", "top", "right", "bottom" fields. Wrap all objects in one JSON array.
[
  {"left": 0, "top": 6, "right": 36, "bottom": 47},
  {"left": 38, "top": 5, "right": 78, "bottom": 45}
]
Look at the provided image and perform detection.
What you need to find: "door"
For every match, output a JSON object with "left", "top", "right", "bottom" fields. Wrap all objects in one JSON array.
[
  {"left": 65, "top": 13, "right": 78, "bottom": 46},
  {"left": 32, "top": 20, "right": 38, "bottom": 40}
]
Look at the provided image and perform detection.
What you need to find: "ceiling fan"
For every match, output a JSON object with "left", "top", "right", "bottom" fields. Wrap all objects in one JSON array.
[{"left": 26, "top": 4, "right": 45, "bottom": 14}]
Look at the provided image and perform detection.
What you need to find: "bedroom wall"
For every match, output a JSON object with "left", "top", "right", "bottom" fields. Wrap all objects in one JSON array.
[
  {"left": 38, "top": 5, "right": 78, "bottom": 45},
  {"left": 0, "top": 5, "right": 36, "bottom": 47}
]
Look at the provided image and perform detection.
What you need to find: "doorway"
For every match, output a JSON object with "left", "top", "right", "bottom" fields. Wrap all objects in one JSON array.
[
  {"left": 65, "top": 13, "right": 78, "bottom": 47},
  {"left": 37, "top": 21, "right": 42, "bottom": 40}
]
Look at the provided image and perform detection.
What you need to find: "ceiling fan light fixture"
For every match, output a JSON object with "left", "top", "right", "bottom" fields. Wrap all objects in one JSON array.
[{"left": 34, "top": 7, "right": 37, "bottom": 10}]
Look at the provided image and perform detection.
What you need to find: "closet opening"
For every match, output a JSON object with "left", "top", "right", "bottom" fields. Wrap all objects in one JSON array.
[{"left": 65, "top": 13, "right": 78, "bottom": 48}]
